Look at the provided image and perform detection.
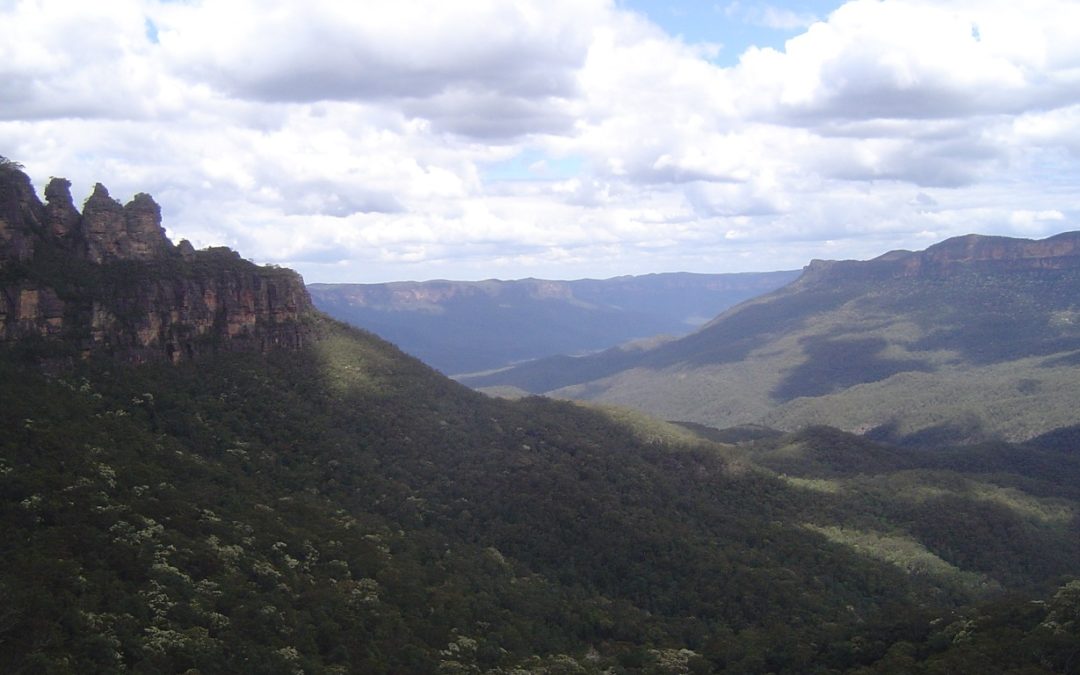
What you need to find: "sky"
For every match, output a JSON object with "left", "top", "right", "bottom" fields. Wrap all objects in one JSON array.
[{"left": 3, "top": 0, "right": 1080, "bottom": 283}]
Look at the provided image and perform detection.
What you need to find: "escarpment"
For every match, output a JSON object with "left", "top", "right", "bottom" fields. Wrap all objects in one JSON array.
[
  {"left": 0, "top": 158, "right": 315, "bottom": 362},
  {"left": 798, "top": 231, "right": 1080, "bottom": 287}
]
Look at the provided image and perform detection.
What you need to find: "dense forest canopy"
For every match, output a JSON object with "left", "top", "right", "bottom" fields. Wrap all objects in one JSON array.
[{"left": 1, "top": 164, "right": 1078, "bottom": 673}]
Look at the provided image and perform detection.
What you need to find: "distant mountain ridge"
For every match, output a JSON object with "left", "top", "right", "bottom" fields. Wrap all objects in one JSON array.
[
  {"left": 309, "top": 270, "right": 799, "bottom": 374},
  {"left": 798, "top": 231, "right": 1080, "bottom": 285},
  {"left": 4, "top": 160, "right": 1080, "bottom": 672},
  {"left": 466, "top": 231, "right": 1080, "bottom": 445}
]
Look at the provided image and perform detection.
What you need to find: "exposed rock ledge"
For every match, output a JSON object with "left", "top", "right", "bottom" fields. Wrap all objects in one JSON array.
[
  {"left": 798, "top": 231, "right": 1080, "bottom": 286},
  {"left": 0, "top": 158, "right": 315, "bottom": 363}
]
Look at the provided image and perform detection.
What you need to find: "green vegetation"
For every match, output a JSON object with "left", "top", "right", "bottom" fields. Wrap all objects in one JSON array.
[
  {"left": 771, "top": 335, "right": 932, "bottom": 402},
  {"left": 578, "top": 401, "right": 729, "bottom": 450},
  {"left": 803, "top": 525, "right": 996, "bottom": 597},
  {"left": 4, "top": 313, "right": 1079, "bottom": 672},
  {"left": 481, "top": 258, "right": 1080, "bottom": 446},
  {"left": 4, "top": 220, "right": 1080, "bottom": 672},
  {"left": 849, "top": 581, "right": 1080, "bottom": 674},
  {"left": 738, "top": 426, "right": 1080, "bottom": 592}
]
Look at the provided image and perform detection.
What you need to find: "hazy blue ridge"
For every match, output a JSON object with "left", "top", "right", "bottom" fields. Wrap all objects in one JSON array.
[{"left": 308, "top": 270, "right": 799, "bottom": 374}]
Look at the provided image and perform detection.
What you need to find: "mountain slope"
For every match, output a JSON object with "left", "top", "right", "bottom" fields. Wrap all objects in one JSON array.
[
  {"left": 466, "top": 231, "right": 1080, "bottom": 445},
  {"left": 8, "top": 325, "right": 1080, "bottom": 673},
  {"left": 3, "top": 162, "right": 1078, "bottom": 673},
  {"left": 308, "top": 271, "right": 798, "bottom": 374}
]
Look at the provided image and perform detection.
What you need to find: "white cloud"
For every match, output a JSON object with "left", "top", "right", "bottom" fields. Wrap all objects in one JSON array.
[
  {"left": 758, "top": 6, "right": 818, "bottom": 30},
  {"left": 1009, "top": 208, "right": 1066, "bottom": 234},
  {"left": 724, "top": 3, "right": 819, "bottom": 31},
  {"left": 2, "top": 0, "right": 1080, "bottom": 282},
  {"left": 155, "top": 0, "right": 606, "bottom": 140},
  {"left": 733, "top": 0, "right": 1080, "bottom": 122},
  {"left": 157, "top": 0, "right": 597, "bottom": 97},
  {"left": 0, "top": 0, "right": 194, "bottom": 121}
]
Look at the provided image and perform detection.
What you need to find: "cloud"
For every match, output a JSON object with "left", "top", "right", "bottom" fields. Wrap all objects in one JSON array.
[
  {"left": 155, "top": 0, "right": 604, "bottom": 140},
  {"left": 911, "top": 192, "right": 938, "bottom": 209},
  {"left": 1009, "top": 208, "right": 1066, "bottom": 234},
  {"left": 401, "top": 89, "right": 577, "bottom": 139},
  {"left": 758, "top": 6, "right": 818, "bottom": 30},
  {"left": 3, "top": 0, "right": 1080, "bottom": 283},
  {"left": 157, "top": 0, "right": 594, "bottom": 99},
  {"left": 733, "top": 0, "right": 1080, "bottom": 123},
  {"left": 724, "top": 3, "right": 819, "bottom": 31},
  {"left": 1013, "top": 104, "right": 1080, "bottom": 156},
  {"left": 0, "top": 0, "right": 191, "bottom": 122}
]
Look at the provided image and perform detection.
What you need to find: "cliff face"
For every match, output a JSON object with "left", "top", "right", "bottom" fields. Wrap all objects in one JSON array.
[
  {"left": 799, "top": 231, "right": 1080, "bottom": 286},
  {"left": 913, "top": 232, "right": 1080, "bottom": 273},
  {"left": 0, "top": 164, "right": 45, "bottom": 261},
  {"left": 0, "top": 160, "right": 314, "bottom": 363}
]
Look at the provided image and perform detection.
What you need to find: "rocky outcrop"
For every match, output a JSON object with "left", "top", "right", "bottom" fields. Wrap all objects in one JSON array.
[
  {"left": 799, "top": 231, "right": 1080, "bottom": 286},
  {"left": 81, "top": 183, "right": 175, "bottom": 262},
  {"left": 1, "top": 286, "right": 66, "bottom": 339},
  {"left": 0, "top": 161, "right": 45, "bottom": 261},
  {"left": 913, "top": 232, "right": 1080, "bottom": 274},
  {"left": 90, "top": 254, "right": 312, "bottom": 363},
  {"left": 0, "top": 159, "right": 315, "bottom": 363},
  {"left": 43, "top": 177, "right": 81, "bottom": 240}
]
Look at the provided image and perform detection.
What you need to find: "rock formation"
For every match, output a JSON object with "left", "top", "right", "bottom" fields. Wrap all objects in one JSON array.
[
  {"left": 799, "top": 231, "right": 1080, "bottom": 286},
  {"left": 79, "top": 183, "right": 175, "bottom": 262},
  {"left": 0, "top": 161, "right": 44, "bottom": 261},
  {"left": 0, "top": 158, "right": 315, "bottom": 363},
  {"left": 43, "top": 177, "right": 82, "bottom": 240}
]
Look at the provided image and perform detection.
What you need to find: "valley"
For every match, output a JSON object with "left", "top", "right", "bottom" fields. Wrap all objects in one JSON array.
[
  {"left": 308, "top": 271, "right": 798, "bottom": 375},
  {"left": 466, "top": 233, "right": 1080, "bottom": 446},
  {"left": 1, "top": 161, "right": 1079, "bottom": 673}
]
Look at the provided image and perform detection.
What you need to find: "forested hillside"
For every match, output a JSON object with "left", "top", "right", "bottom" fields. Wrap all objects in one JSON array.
[
  {"left": 2, "top": 164, "right": 1078, "bottom": 673},
  {"left": 466, "top": 232, "right": 1080, "bottom": 446},
  {"left": 5, "top": 322, "right": 1080, "bottom": 673}
]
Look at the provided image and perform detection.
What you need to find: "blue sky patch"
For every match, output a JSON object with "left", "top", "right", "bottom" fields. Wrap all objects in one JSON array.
[
  {"left": 482, "top": 149, "right": 584, "bottom": 183},
  {"left": 144, "top": 17, "right": 159, "bottom": 44},
  {"left": 619, "top": 0, "right": 844, "bottom": 65}
]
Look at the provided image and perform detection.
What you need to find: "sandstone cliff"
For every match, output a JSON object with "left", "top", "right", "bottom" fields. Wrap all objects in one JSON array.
[
  {"left": 0, "top": 158, "right": 315, "bottom": 362},
  {"left": 798, "top": 231, "right": 1080, "bottom": 286}
]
